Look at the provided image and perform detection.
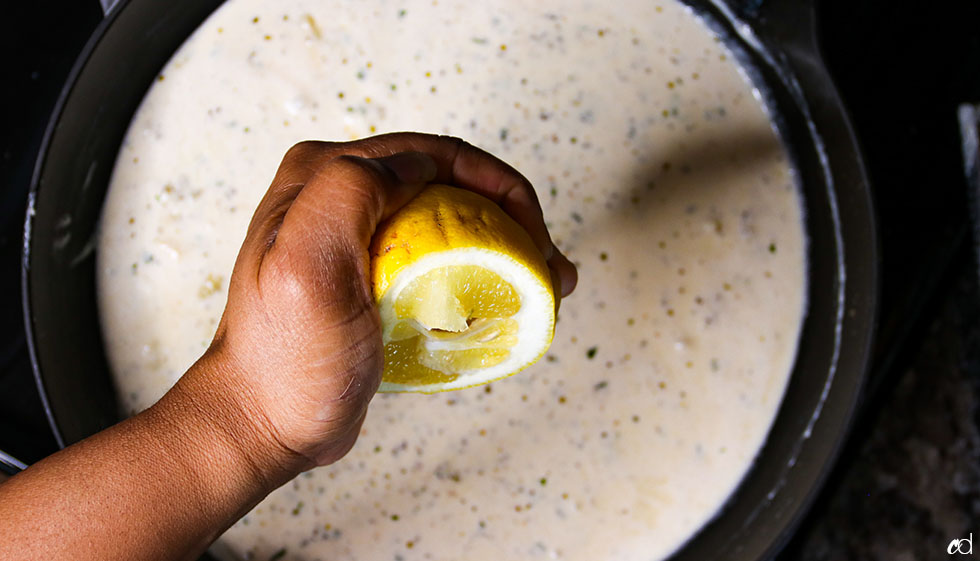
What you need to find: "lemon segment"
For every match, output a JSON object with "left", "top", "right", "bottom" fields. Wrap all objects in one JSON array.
[
  {"left": 370, "top": 184, "right": 556, "bottom": 393},
  {"left": 393, "top": 265, "right": 521, "bottom": 332}
]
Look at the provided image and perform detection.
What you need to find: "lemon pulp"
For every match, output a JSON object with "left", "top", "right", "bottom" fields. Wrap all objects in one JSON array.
[{"left": 384, "top": 265, "right": 521, "bottom": 386}]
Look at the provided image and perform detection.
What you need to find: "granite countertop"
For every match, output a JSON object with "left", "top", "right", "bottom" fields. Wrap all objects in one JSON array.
[{"left": 781, "top": 260, "right": 980, "bottom": 560}]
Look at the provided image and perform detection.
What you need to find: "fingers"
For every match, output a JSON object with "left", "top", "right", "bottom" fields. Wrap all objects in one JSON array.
[
  {"left": 332, "top": 134, "right": 554, "bottom": 254},
  {"left": 243, "top": 133, "right": 577, "bottom": 297},
  {"left": 373, "top": 151, "right": 439, "bottom": 184},
  {"left": 372, "top": 152, "right": 438, "bottom": 220},
  {"left": 235, "top": 141, "right": 335, "bottom": 266},
  {"left": 268, "top": 150, "right": 437, "bottom": 256},
  {"left": 550, "top": 252, "right": 578, "bottom": 297},
  {"left": 316, "top": 133, "right": 578, "bottom": 296},
  {"left": 438, "top": 138, "right": 577, "bottom": 296}
]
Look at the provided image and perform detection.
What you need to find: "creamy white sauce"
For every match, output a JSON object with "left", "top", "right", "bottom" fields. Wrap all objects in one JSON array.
[{"left": 97, "top": 1, "right": 807, "bottom": 560}]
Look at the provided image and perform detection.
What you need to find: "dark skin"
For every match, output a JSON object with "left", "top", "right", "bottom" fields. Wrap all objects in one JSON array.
[{"left": 0, "top": 133, "right": 577, "bottom": 561}]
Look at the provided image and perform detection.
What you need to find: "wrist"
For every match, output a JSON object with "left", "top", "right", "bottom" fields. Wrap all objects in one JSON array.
[{"left": 147, "top": 354, "right": 310, "bottom": 513}]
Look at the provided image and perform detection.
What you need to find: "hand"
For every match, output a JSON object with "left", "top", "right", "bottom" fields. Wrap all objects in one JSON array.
[
  {"left": 0, "top": 133, "right": 577, "bottom": 561},
  {"left": 180, "top": 133, "right": 578, "bottom": 483}
]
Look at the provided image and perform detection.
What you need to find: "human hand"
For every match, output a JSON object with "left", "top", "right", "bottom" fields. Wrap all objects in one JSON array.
[
  {"left": 177, "top": 133, "right": 577, "bottom": 485},
  {"left": 0, "top": 134, "right": 576, "bottom": 561}
]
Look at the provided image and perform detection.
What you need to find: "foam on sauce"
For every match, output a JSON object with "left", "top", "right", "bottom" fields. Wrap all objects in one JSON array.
[{"left": 97, "top": 1, "right": 807, "bottom": 559}]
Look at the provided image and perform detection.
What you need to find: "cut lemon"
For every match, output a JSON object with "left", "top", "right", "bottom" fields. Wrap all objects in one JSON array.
[{"left": 370, "top": 184, "right": 555, "bottom": 393}]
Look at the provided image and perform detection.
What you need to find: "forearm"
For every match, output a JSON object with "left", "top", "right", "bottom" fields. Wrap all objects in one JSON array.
[{"left": 0, "top": 356, "right": 302, "bottom": 561}]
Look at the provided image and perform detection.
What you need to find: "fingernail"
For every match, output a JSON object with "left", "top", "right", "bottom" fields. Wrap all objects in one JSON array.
[{"left": 377, "top": 152, "right": 437, "bottom": 184}]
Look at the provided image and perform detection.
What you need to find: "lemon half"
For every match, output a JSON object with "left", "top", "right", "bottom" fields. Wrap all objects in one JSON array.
[{"left": 370, "top": 184, "right": 555, "bottom": 393}]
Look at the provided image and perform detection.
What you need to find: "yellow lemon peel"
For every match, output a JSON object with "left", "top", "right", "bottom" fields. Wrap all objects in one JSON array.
[{"left": 370, "top": 184, "right": 555, "bottom": 393}]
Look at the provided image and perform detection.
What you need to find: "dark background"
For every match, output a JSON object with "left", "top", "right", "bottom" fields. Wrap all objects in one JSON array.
[{"left": 2, "top": 1, "right": 978, "bottom": 558}]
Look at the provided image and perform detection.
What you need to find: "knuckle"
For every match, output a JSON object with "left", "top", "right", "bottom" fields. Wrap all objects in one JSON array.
[
  {"left": 318, "top": 155, "right": 389, "bottom": 212},
  {"left": 329, "top": 154, "right": 386, "bottom": 179},
  {"left": 438, "top": 134, "right": 468, "bottom": 158},
  {"left": 284, "top": 140, "right": 332, "bottom": 164}
]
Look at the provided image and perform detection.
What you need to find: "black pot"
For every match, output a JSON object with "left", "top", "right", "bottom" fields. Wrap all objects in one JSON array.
[{"left": 21, "top": 0, "right": 877, "bottom": 559}]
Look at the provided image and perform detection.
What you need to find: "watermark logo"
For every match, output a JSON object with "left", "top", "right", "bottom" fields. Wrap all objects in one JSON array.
[{"left": 948, "top": 533, "right": 973, "bottom": 555}]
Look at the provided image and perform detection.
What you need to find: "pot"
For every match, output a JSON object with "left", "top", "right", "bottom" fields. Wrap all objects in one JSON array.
[{"left": 20, "top": 0, "right": 878, "bottom": 559}]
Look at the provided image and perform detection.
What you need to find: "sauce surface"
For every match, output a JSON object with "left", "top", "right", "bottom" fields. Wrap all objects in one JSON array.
[{"left": 97, "top": 1, "right": 807, "bottom": 559}]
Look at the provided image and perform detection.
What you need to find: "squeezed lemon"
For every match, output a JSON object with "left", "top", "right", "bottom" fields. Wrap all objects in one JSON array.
[{"left": 370, "top": 185, "right": 555, "bottom": 392}]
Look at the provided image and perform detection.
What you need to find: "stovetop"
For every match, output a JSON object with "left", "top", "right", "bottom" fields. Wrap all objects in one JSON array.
[{"left": 2, "top": 0, "right": 978, "bottom": 557}]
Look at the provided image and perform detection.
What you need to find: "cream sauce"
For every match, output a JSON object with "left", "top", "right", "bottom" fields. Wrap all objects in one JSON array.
[{"left": 97, "top": 1, "right": 807, "bottom": 560}]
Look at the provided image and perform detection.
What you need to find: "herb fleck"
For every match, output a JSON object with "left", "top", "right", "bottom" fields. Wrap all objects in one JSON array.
[
  {"left": 586, "top": 346, "right": 598, "bottom": 359},
  {"left": 269, "top": 548, "right": 287, "bottom": 561}
]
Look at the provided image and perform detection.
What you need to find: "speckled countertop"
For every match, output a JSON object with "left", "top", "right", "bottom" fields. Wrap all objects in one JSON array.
[{"left": 778, "top": 261, "right": 980, "bottom": 560}]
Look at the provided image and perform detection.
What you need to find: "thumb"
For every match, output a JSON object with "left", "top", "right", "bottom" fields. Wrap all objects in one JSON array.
[
  {"left": 372, "top": 152, "right": 439, "bottom": 220},
  {"left": 276, "top": 151, "right": 437, "bottom": 252}
]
